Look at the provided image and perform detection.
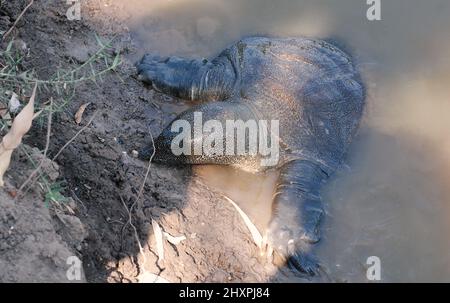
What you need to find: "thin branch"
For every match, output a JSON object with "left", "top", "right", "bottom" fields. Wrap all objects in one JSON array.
[
  {"left": 2, "top": 0, "right": 34, "bottom": 41},
  {"left": 120, "top": 132, "right": 156, "bottom": 268},
  {"left": 120, "top": 195, "right": 146, "bottom": 264},
  {"left": 136, "top": 131, "right": 156, "bottom": 208},
  {"left": 0, "top": 64, "right": 120, "bottom": 85},
  {"left": 52, "top": 111, "right": 98, "bottom": 161},
  {"left": 15, "top": 110, "right": 96, "bottom": 200}
]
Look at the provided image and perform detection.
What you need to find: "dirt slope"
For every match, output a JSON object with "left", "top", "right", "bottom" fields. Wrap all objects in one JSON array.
[{"left": 0, "top": 0, "right": 306, "bottom": 283}]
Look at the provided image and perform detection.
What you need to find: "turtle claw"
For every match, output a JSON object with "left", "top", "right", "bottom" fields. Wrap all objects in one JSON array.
[
  {"left": 136, "top": 54, "right": 164, "bottom": 85},
  {"left": 267, "top": 215, "right": 321, "bottom": 277},
  {"left": 287, "top": 250, "right": 321, "bottom": 277},
  {"left": 136, "top": 54, "right": 193, "bottom": 95}
]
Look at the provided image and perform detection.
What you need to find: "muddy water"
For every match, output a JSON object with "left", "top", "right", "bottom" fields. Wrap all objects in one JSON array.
[{"left": 119, "top": 0, "right": 450, "bottom": 282}]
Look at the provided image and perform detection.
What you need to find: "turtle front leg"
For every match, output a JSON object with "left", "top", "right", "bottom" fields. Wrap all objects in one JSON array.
[
  {"left": 267, "top": 160, "right": 328, "bottom": 276},
  {"left": 136, "top": 54, "right": 236, "bottom": 102}
]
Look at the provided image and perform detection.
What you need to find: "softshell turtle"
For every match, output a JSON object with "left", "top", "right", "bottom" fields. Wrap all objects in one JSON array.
[{"left": 136, "top": 36, "right": 365, "bottom": 276}]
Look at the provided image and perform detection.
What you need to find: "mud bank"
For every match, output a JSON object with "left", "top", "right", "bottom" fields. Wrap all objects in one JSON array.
[{"left": 0, "top": 0, "right": 296, "bottom": 283}]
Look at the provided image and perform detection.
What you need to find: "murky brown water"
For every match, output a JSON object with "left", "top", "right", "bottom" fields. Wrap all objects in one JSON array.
[{"left": 118, "top": 0, "right": 450, "bottom": 282}]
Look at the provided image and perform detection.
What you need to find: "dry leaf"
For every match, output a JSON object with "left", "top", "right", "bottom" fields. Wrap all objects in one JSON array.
[
  {"left": 224, "top": 196, "right": 263, "bottom": 249},
  {"left": 74, "top": 102, "right": 91, "bottom": 124},
  {"left": 164, "top": 232, "right": 186, "bottom": 245},
  {"left": 8, "top": 92, "right": 21, "bottom": 113},
  {"left": 0, "top": 84, "right": 37, "bottom": 186},
  {"left": 152, "top": 219, "right": 164, "bottom": 261},
  {"left": 33, "top": 109, "right": 44, "bottom": 120},
  {"left": 0, "top": 106, "right": 8, "bottom": 118},
  {"left": 0, "top": 150, "right": 13, "bottom": 187}
]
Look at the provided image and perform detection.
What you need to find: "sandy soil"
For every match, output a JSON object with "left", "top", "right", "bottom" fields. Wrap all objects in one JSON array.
[{"left": 0, "top": 0, "right": 305, "bottom": 283}]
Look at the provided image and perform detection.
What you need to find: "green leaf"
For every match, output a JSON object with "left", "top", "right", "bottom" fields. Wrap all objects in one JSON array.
[
  {"left": 112, "top": 53, "right": 121, "bottom": 69},
  {"left": 94, "top": 33, "right": 104, "bottom": 48},
  {"left": 6, "top": 40, "right": 13, "bottom": 53}
]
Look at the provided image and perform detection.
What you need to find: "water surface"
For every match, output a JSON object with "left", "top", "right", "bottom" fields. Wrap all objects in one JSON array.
[{"left": 118, "top": 0, "right": 450, "bottom": 282}]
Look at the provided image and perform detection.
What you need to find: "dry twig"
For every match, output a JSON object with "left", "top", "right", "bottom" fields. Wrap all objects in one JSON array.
[
  {"left": 120, "top": 195, "right": 147, "bottom": 263},
  {"left": 52, "top": 111, "right": 98, "bottom": 161},
  {"left": 2, "top": 0, "right": 34, "bottom": 41},
  {"left": 120, "top": 132, "right": 156, "bottom": 267},
  {"left": 135, "top": 131, "right": 156, "bottom": 208}
]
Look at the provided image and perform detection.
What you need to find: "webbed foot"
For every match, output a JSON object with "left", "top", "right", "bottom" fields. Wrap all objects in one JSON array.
[
  {"left": 267, "top": 214, "right": 322, "bottom": 277},
  {"left": 136, "top": 54, "right": 176, "bottom": 90},
  {"left": 268, "top": 160, "right": 327, "bottom": 277}
]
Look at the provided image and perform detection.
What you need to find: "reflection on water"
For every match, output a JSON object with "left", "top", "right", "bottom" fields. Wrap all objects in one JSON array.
[{"left": 119, "top": 0, "right": 450, "bottom": 281}]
